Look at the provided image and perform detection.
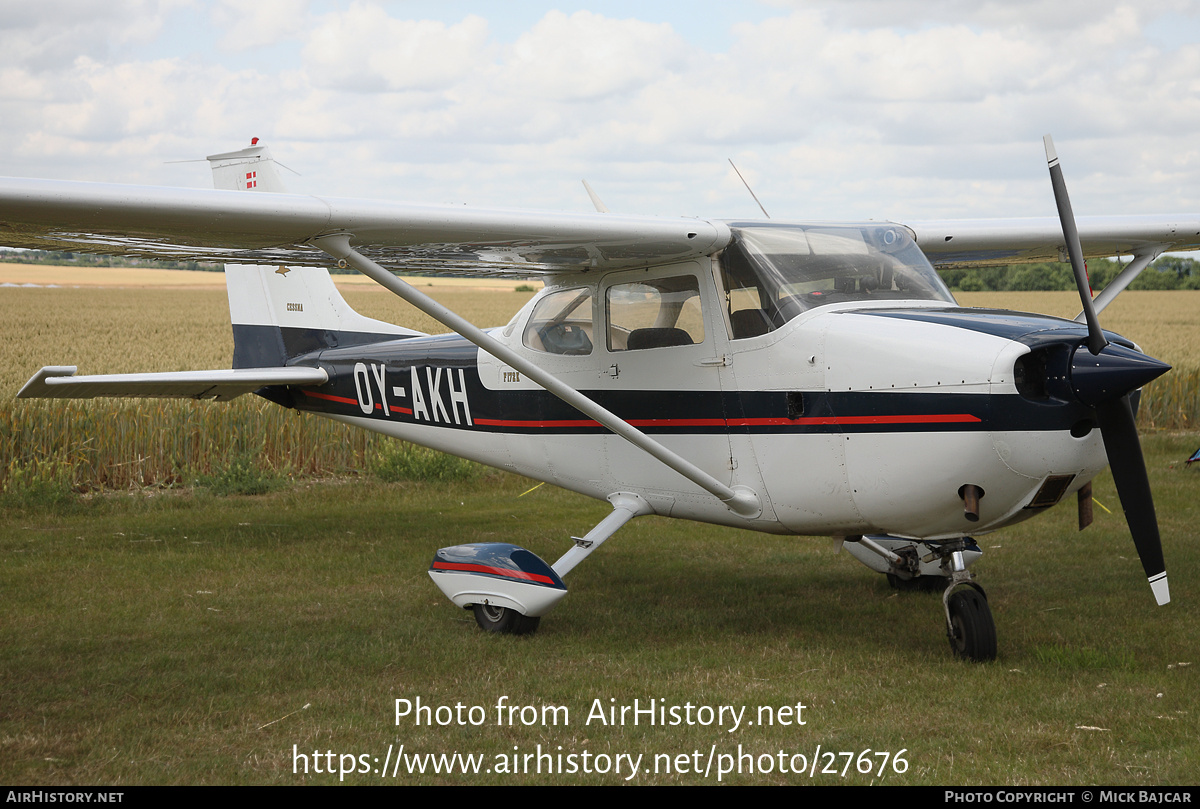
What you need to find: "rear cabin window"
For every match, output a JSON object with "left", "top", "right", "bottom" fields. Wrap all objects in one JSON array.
[
  {"left": 606, "top": 276, "right": 705, "bottom": 351},
  {"left": 522, "top": 287, "right": 594, "bottom": 355}
]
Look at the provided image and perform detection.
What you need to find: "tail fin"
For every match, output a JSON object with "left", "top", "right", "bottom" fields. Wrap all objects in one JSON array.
[
  {"left": 209, "top": 141, "right": 425, "bottom": 368},
  {"left": 225, "top": 265, "right": 424, "bottom": 367},
  {"left": 206, "top": 138, "right": 290, "bottom": 193}
]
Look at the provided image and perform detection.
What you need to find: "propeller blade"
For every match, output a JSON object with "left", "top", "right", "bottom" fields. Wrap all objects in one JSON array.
[
  {"left": 1095, "top": 395, "right": 1170, "bottom": 605},
  {"left": 1044, "top": 134, "right": 1107, "bottom": 356},
  {"left": 1046, "top": 135, "right": 1170, "bottom": 606}
]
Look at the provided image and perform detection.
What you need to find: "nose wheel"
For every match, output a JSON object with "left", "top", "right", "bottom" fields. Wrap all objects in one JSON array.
[{"left": 944, "top": 586, "right": 996, "bottom": 662}]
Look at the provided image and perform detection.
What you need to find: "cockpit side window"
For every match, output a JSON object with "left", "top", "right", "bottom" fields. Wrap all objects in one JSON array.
[
  {"left": 717, "top": 246, "right": 777, "bottom": 339},
  {"left": 522, "top": 287, "right": 594, "bottom": 355},
  {"left": 719, "top": 224, "right": 956, "bottom": 335},
  {"left": 606, "top": 275, "right": 705, "bottom": 351}
]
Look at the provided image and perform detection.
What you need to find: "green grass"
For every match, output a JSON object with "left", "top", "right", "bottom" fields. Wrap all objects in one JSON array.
[
  {"left": 192, "top": 450, "right": 290, "bottom": 496},
  {"left": 2, "top": 434, "right": 1199, "bottom": 785},
  {"left": 368, "top": 440, "right": 480, "bottom": 483}
]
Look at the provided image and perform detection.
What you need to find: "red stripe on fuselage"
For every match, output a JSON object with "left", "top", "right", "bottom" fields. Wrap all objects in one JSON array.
[
  {"left": 303, "top": 390, "right": 411, "bottom": 415},
  {"left": 474, "top": 417, "right": 598, "bottom": 428},
  {"left": 475, "top": 415, "right": 980, "bottom": 428},
  {"left": 729, "top": 414, "right": 982, "bottom": 426},
  {"left": 305, "top": 390, "right": 357, "bottom": 406}
]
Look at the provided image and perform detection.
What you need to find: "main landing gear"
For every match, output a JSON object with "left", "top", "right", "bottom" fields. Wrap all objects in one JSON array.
[
  {"left": 427, "top": 493, "right": 654, "bottom": 637},
  {"left": 843, "top": 534, "right": 997, "bottom": 662},
  {"left": 473, "top": 603, "right": 540, "bottom": 635}
]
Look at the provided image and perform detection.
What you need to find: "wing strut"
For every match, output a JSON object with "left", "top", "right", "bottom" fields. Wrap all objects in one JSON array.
[
  {"left": 311, "top": 233, "right": 761, "bottom": 518},
  {"left": 1077, "top": 246, "right": 1164, "bottom": 320}
]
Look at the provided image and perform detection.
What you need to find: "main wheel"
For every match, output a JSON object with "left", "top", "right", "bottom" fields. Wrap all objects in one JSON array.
[
  {"left": 472, "top": 603, "right": 541, "bottom": 636},
  {"left": 946, "top": 589, "right": 997, "bottom": 662}
]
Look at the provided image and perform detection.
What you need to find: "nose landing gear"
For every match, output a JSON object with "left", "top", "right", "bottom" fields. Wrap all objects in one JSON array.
[
  {"left": 944, "top": 586, "right": 996, "bottom": 662},
  {"left": 842, "top": 534, "right": 997, "bottom": 662},
  {"left": 938, "top": 540, "right": 996, "bottom": 663}
]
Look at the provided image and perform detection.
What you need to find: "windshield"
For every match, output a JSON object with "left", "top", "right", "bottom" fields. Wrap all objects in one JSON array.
[{"left": 719, "top": 223, "right": 955, "bottom": 336}]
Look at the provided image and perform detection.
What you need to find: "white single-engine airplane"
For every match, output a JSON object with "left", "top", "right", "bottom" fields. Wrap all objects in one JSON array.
[{"left": 1, "top": 138, "right": 1191, "bottom": 661}]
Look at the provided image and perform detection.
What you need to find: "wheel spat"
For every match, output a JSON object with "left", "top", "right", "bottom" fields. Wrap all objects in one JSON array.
[{"left": 1045, "top": 134, "right": 1170, "bottom": 605}]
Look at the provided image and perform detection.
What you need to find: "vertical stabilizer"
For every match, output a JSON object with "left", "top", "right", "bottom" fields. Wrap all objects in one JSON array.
[
  {"left": 207, "top": 139, "right": 288, "bottom": 193},
  {"left": 209, "top": 141, "right": 425, "bottom": 368},
  {"left": 225, "top": 265, "right": 425, "bottom": 368}
]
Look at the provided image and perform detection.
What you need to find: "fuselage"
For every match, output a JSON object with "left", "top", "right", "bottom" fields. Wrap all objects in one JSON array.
[{"left": 271, "top": 222, "right": 1120, "bottom": 541}]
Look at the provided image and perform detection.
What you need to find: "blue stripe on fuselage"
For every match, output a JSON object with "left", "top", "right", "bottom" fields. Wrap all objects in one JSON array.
[
  {"left": 266, "top": 329, "right": 1094, "bottom": 436},
  {"left": 849, "top": 308, "right": 1137, "bottom": 350}
]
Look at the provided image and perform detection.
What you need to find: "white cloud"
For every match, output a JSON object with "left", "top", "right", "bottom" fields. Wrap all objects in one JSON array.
[
  {"left": 1, "top": 1, "right": 1199, "bottom": 218},
  {"left": 302, "top": 7, "right": 493, "bottom": 93},
  {"left": 503, "top": 10, "right": 691, "bottom": 101},
  {"left": 0, "top": 0, "right": 183, "bottom": 72},
  {"left": 212, "top": 0, "right": 311, "bottom": 51}
]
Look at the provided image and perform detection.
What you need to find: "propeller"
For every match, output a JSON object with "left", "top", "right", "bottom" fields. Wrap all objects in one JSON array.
[{"left": 1044, "top": 134, "right": 1171, "bottom": 605}]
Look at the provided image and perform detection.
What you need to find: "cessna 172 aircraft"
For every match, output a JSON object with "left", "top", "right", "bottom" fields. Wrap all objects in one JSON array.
[{"left": 0, "top": 137, "right": 1191, "bottom": 661}]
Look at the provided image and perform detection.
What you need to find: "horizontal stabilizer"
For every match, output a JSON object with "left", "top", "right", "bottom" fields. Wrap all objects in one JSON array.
[{"left": 17, "top": 365, "right": 328, "bottom": 402}]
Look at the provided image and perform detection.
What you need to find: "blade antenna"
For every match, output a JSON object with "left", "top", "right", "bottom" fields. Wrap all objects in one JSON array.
[
  {"left": 729, "top": 159, "right": 770, "bottom": 219},
  {"left": 581, "top": 180, "right": 610, "bottom": 213},
  {"left": 274, "top": 160, "right": 301, "bottom": 178}
]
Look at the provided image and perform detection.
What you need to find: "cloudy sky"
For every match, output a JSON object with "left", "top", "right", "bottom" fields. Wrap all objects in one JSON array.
[{"left": 2, "top": 1, "right": 1199, "bottom": 222}]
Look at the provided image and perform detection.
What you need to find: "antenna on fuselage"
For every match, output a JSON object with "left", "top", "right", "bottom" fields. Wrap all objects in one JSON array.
[
  {"left": 728, "top": 159, "right": 770, "bottom": 219},
  {"left": 581, "top": 179, "right": 610, "bottom": 213}
]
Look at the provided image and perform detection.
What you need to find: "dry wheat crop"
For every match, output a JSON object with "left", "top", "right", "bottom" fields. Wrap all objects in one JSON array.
[{"left": 1, "top": 276, "right": 1195, "bottom": 492}]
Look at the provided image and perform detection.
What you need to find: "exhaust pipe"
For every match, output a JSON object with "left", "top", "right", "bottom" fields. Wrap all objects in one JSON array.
[{"left": 959, "top": 484, "right": 984, "bottom": 523}]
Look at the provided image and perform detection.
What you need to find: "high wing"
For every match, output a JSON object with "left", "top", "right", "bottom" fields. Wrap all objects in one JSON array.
[
  {"left": 3, "top": 175, "right": 1200, "bottom": 274},
  {"left": 906, "top": 216, "right": 1200, "bottom": 268},
  {"left": 18, "top": 366, "right": 330, "bottom": 401},
  {"left": 0, "top": 177, "right": 727, "bottom": 275}
]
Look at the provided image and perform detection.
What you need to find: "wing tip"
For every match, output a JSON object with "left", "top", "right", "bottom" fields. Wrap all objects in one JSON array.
[{"left": 17, "top": 366, "right": 78, "bottom": 398}]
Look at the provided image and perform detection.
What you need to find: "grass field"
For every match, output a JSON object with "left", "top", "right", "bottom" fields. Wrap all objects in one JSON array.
[
  {"left": 2, "top": 268, "right": 1199, "bottom": 785},
  {"left": 2, "top": 436, "right": 1198, "bottom": 785}
]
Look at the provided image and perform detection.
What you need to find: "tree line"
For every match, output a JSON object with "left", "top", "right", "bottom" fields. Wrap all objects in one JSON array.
[
  {"left": 5, "top": 248, "right": 1199, "bottom": 291},
  {"left": 938, "top": 256, "right": 1200, "bottom": 292},
  {"left": 0, "top": 249, "right": 222, "bottom": 272}
]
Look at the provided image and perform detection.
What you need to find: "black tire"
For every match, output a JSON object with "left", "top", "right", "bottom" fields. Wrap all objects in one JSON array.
[
  {"left": 946, "top": 589, "right": 997, "bottom": 662},
  {"left": 472, "top": 603, "right": 541, "bottom": 636}
]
